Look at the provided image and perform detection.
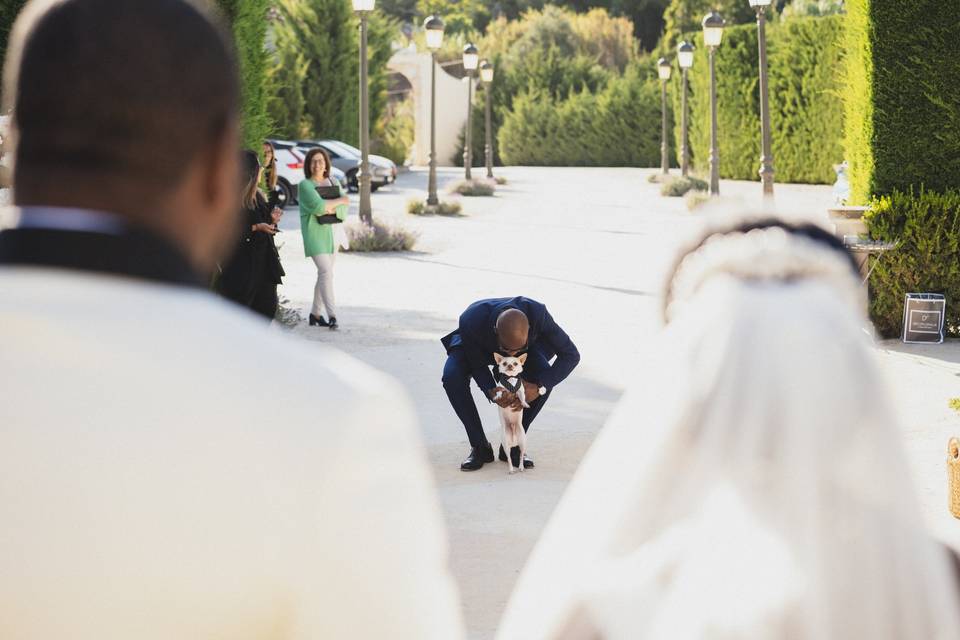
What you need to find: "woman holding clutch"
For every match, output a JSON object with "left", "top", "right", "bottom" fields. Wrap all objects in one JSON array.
[
  {"left": 217, "top": 150, "right": 285, "bottom": 320},
  {"left": 299, "top": 147, "right": 349, "bottom": 330}
]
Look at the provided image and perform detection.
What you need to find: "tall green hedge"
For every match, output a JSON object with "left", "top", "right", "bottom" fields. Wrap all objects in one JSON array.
[
  {"left": 497, "top": 63, "right": 669, "bottom": 167},
  {"left": 217, "top": 0, "right": 272, "bottom": 150},
  {"left": 843, "top": 0, "right": 960, "bottom": 203},
  {"left": 672, "top": 15, "right": 844, "bottom": 184},
  {"left": 865, "top": 189, "right": 960, "bottom": 338}
]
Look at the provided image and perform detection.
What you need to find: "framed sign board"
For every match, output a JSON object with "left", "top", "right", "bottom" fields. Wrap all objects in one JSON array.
[{"left": 902, "top": 293, "right": 946, "bottom": 344}]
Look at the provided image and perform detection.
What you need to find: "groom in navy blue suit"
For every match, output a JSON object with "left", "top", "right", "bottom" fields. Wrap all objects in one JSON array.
[{"left": 441, "top": 297, "right": 580, "bottom": 471}]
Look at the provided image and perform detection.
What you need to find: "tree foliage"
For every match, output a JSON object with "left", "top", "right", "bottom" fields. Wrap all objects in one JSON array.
[
  {"left": 671, "top": 15, "right": 844, "bottom": 184},
  {"left": 497, "top": 62, "right": 668, "bottom": 166},
  {"left": 661, "top": 0, "right": 756, "bottom": 52},
  {"left": 267, "top": 0, "right": 395, "bottom": 145},
  {"left": 453, "top": 6, "right": 635, "bottom": 165},
  {"left": 843, "top": 0, "right": 960, "bottom": 203},
  {"left": 217, "top": 0, "right": 272, "bottom": 150},
  {"left": 0, "top": 0, "right": 28, "bottom": 107},
  {"left": 866, "top": 189, "right": 960, "bottom": 338}
]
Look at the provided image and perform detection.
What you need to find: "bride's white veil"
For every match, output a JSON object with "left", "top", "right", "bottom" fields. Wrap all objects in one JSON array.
[{"left": 497, "top": 220, "right": 960, "bottom": 640}]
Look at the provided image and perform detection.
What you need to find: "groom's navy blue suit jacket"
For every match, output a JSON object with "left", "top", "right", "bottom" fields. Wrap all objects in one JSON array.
[{"left": 441, "top": 296, "right": 580, "bottom": 393}]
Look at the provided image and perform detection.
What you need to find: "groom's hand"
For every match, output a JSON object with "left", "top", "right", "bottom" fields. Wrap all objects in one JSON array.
[
  {"left": 522, "top": 380, "right": 541, "bottom": 403},
  {"left": 488, "top": 387, "right": 516, "bottom": 408}
]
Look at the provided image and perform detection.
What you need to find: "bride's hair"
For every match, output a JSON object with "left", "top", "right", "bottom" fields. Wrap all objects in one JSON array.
[{"left": 662, "top": 218, "right": 861, "bottom": 324}]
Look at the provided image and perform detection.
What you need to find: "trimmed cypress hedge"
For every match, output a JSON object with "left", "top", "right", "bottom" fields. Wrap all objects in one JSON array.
[
  {"left": 672, "top": 15, "right": 844, "bottom": 184},
  {"left": 865, "top": 189, "right": 960, "bottom": 338},
  {"left": 497, "top": 63, "right": 670, "bottom": 167},
  {"left": 843, "top": 0, "right": 960, "bottom": 203}
]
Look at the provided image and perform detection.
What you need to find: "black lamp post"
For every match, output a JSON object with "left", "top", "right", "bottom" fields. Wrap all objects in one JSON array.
[
  {"left": 677, "top": 41, "right": 695, "bottom": 178},
  {"left": 702, "top": 11, "right": 726, "bottom": 196},
  {"left": 657, "top": 57, "right": 672, "bottom": 177},
  {"left": 424, "top": 15, "right": 444, "bottom": 207},
  {"left": 353, "top": 0, "right": 375, "bottom": 223},
  {"left": 462, "top": 43, "right": 479, "bottom": 181},
  {"left": 480, "top": 60, "right": 495, "bottom": 179},
  {"left": 749, "top": 0, "right": 775, "bottom": 198}
]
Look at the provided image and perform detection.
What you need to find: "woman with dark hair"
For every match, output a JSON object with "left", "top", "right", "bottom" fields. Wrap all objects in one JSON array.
[
  {"left": 299, "top": 146, "right": 349, "bottom": 330},
  {"left": 217, "top": 149, "right": 285, "bottom": 320}
]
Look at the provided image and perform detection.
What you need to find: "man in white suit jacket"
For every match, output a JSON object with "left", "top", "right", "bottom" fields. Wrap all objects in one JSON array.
[{"left": 0, "top": 1, "right": 463, "bottom": 638}]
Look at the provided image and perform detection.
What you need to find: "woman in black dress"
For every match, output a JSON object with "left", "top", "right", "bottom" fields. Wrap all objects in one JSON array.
[{"left": 217, "top": 150, "right": 285, "bottom": 320}]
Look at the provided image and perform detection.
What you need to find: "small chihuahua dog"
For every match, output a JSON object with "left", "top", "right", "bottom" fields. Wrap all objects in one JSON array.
[{"left": 493, "top": 352, "right": 529, "bottom": 474}]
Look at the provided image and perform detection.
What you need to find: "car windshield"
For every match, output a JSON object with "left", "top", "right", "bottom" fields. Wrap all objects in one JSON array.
[{"left": 321, "top": 140, "right": 360, "bottom": 158}]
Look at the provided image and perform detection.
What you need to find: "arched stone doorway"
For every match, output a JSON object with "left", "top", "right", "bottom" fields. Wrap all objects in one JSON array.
[{"left": 388, "top": 44, "right": 469, "bottom": 167}]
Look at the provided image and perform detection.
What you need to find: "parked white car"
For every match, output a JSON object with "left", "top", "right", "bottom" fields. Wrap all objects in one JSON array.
[
  {"left": 269, "top": 140, "right": 348, "bottom": 206},
  {"left": 296, "top": 139, "right": 397, "bottom": 192}
]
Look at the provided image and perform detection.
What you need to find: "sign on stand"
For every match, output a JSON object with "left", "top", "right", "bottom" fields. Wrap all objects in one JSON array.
[{"left": 902, "top": 293, "right": 946, "bottom": 344}]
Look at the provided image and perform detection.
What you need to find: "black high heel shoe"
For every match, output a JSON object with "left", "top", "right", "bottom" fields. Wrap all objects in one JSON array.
[
  {"left": 328, "top": 316, "right": 339, "bottom": 330},
  {"left": 309, "top": 314, "right": 329, "bottom": 327}
]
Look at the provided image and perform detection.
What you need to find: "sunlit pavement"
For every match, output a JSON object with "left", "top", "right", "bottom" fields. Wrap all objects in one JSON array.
[{"left": 274, "top": 166, "right": 959, "bottom": 638}]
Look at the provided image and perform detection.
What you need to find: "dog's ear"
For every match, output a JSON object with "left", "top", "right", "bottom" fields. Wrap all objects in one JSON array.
[
  {"left": 493, "top": 352, "right": 503, "bottom": 364},
  {"left": 518, "top": 353, "right": 528, "bottom": 365}
]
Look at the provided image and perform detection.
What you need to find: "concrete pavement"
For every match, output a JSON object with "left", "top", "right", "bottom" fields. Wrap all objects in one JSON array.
[{"left": 274, "top": 167, "right": 960, "bottom": 638}]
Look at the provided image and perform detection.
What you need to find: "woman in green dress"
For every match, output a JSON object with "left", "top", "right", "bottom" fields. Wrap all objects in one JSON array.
[{"left": 299, "top": 147, "right": 350, "bottom": 330}]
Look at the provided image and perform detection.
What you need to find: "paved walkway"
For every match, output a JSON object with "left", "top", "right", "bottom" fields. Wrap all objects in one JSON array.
[{"left": 274, "top": 167, "right": 960, "bottom": 638}]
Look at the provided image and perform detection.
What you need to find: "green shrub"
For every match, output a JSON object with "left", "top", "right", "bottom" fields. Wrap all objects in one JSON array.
[
  {"left": 498, "top": 62, "right": 668, "bottom": 167},
  {"left": 450, "top": 180, "right": 495, "bottom": 196},
  {"left": 342, "top": 220, "right": 418, "bottom": 252},
  {"left": 843, "top": 0, "right": 960, "bottom": 203},
  {"left": 407, "top": 199, "right": 463, "bottom": 216},
  {"left": 673, "top": 15, "right": 844, "bottom": 185},
  {"left": 274, "top": 296, "right": 303, "bottom": 328},
  {"left": 865, "top": 189, "right": 960, "bottom": 338},
  {"left": 661, "top": 175, "right": 707, "bottom": 197},
  {"left": 685, "top": 190, "right": 710, "bottom": 210}
]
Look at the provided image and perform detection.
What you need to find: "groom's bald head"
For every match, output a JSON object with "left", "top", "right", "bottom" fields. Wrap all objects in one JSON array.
[{"left": 496, "top": 309, "right": 529, "bottom": 355}]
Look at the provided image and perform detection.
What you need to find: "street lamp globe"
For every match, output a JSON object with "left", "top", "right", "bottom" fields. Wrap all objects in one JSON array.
[
  {"left": 677, "top": 41, "right": 695, "bottom": 69},
  {"left": 748, "top": 0, "right": 772, "bottom": 6},
  {"left": 657, "top": 57, "right": 672, "bottom": 81},
  {"left": 463, "top": 43, "right": 479, "bottom": 71},
  {"left": 351, "top": 0, "right": 374, "bottom": 11},
  {"left": 424, "top": 15, "right": 444, "bottom": 50},
  {"left": 480, "top": 60, "right": 494, "bottom": 83},
  {"left": 702, "top": 12, "right": 726, "bottom": 47}
]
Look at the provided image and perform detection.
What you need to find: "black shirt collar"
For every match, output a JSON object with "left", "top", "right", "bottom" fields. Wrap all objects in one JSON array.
[{"left": 0, "top": 224, "right": 204, "bottom": 288}]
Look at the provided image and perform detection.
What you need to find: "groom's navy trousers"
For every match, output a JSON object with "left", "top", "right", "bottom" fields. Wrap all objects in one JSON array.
[{"left": 440, "top": 297, "right": 580, "bottom": 450}]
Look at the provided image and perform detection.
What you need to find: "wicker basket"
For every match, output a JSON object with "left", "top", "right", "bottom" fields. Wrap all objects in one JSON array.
[{"left": 949, "top": 438, "right": 960, "bottom": 519}]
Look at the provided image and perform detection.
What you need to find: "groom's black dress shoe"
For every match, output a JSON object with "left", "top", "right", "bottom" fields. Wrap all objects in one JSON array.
[
  {"left": 461, "top": 443, "right": 495, "bottom": 471},
  {"left": 499, "top": 444, "right": 534, "bottom": 469}
]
